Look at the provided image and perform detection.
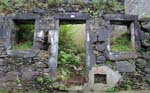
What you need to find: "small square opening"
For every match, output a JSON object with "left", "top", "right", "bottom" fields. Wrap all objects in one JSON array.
[
  {"left": 94, "top": 74, "right": 107, "bottom": 84},
  {"left": 11, "top": 20, "right": 35, "bottom": 50}
]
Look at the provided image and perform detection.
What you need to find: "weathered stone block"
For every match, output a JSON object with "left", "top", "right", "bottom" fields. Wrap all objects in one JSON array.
[
  {"left": 97, "top": 43, "right": 106, "bottom": 52},
  {"left": 12, "top": 12, "right": 40, "bottom": 20},
  {"left": 0, "top": 71, "right": 5, "bottom": 77},
  {"left": 35, "top": 62, "right": 47, "bottom": 68},
  {"left": 97, "top": 30, "right": 109, "bottom": 42},
  {"left": 0, "top": 59, "right": 4, "bottom": 66},
  {"left": 144, "top": 52, "right": 150, "bottom": 60},
  {"left": 7, "top": 50, "right": 38, "bottom": 58},
  {"left": 109, "top": 52, "right": 138, "bottom": 61},
  {"left": 116, "top": 61, "right": 136, "bottom": 72},
  {"left": 55, "top": 13, "right": 90, "bottom": 20},
  {"left": 146, "top": 74, "right": 150, "bottom": 78},
  {"left": 96, "top": 56, "right": 106, "bottom": 64},
  {"left": 145, "top": 65, "right": 150, "bottom": 73},
  {"left": 21, "top": 67, "right": 34, "bottom": 80},
  {"left": 5, "top": 71, "right": 20, "bottom": 81},
  {"left": 0, "top": 28, "right": 7, "bottom": 39},
  {"left": 88, "top": 66, "right": 121, "bottom": 91}
]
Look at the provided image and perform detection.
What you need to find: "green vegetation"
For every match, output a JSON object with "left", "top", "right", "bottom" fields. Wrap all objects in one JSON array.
[
  {"left": 58, "top": 24, "right": 86, "bottom": 85},
  {"left": 0, "top": 0, "right": 124, "bottom": 18},
  {"left": 0, "top": 90, "right": 8, "bottom": 93},
  {"left": 36, "top": 76, "right": 68, "bottom": 92},
  {"left": 111, "top": 32, "right": 134, "bottom": 52},
  {"left": 105, "top": 87, "right": 118, "bottom": 92},
  {"left": 12, "top": 23, "right": 34, "bottom": 50},
  {"left": 84, "top": 0, "right": 124, "bottom": 18}
]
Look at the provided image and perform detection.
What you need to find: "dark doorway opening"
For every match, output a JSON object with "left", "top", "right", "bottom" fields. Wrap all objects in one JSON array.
[{"left": 58, "top": 20, "right": 86, "bottom": 86}]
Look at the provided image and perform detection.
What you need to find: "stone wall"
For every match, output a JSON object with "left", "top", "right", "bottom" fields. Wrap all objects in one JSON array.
[
  {"left": 125, "top": 0, "right": 150, "bottom": 18},
  {"left": 0, "top": 5, "right": 150, "bottom": 92}
]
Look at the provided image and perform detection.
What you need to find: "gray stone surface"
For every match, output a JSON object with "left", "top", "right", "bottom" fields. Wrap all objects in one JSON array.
[
  {"left": 35, "top": 62, "right": 47, "bottom": 68},
  {"left": 88, "top": 66, "right": 121, "bottom": 91},
  {"left": 5, "top": 71, "right": 19, "bottom": 81},
  {"left": 0, "top": 59, "right": 4, "bottom": 66},
  {"left": 109, "top": 52, "right": 138, "bottom": 61},
  {"left": 125, "top": 0, "right": 150, "bottom": 18},
  {"left": 97, "top": 30, "right": 109, "bottom": 42},
  {"left": 97, "top": 43, "right": 106, "bottom": 52},
  {"left": 146, "top": 74, "right": 150, "bottom": 78},
  {"left": 21, "top": 67, "right": 34, "bottom": 80},
  {"left": 96, "top": 56, "right": 106, "bottom": 64},
  {"left": 7, "top": 50, "right": 38, "bottom": 58},
  {"left": 116, "top": 61, "right": 136, "bottom": 72},
  {"left": 144, "top": 52, "right": 150, "bottom": 60},
  {"left": 145, "top": 65, "right": 150, "bottom": 73},
  {"left": 55, "top": 13, "right": 90, "bottom": 20}
]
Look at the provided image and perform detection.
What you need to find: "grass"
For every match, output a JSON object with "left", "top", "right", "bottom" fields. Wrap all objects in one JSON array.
[
  {"left": 111, "top": 32, "right": 134, "bottom": 52},
  {"left": 12, "top": 41, "right": 33, "bottom": 50},
  {"left": 0, "top": 90, "right": 8, "bottom": 93}
]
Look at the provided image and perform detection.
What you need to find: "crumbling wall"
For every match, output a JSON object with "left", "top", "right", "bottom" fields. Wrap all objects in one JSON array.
[{"left": 0, "top": 8, "right": 149, "bottom": 92}]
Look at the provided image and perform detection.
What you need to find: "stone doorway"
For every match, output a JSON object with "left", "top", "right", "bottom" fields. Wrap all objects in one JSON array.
[
  {"left": 48, "top": 13, "right": 91, "bottom": 83},
  {"left": 58, "top": 20, "right": 86, "bottom": 86}
]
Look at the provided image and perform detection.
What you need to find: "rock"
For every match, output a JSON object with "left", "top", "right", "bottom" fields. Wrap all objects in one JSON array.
[
  {"left": 43, "top": 73, "right": 50, "bottom": 77},
  {"left": 136, "top": 58, "right": 147, "bottom": 65},
  {"left": 88, "top": 66, "right": 121, "bottom": 91},
  {"left": 21, "top": 67, "right": 34, "bottom": 80},
  {"left": 125, "top": 0, "right": 150, "bottom": 18},
  {"left": 5, "top": 71, "right": 19, "bottom": 81},
  {"left": 0, "top": 71, "right": 5, "bottom": 77},
  {"left": 144, "top": 52, "right": 150, "bottom": 60},
  {"left": 7, "top": 50, "right": 38, "bottom": 58},
  {"left": 145, "top": 65, "right": 150, "bottom": 73},
  {"left": 136, "top": 58, "right": 147, "bottom": 69},
  {"left": 97, "top": 43, "right": 106, "bottom": 52},
  {"left": 43, "top": 69, "right": 50, "bottom": 73},
  {"left": 116, "top": 61, "right": 136, "bottom": 72},
  {"left": 146, "top": 74, "right": 150, "bottom": 78},
  {"left": 141, "top": 21, "right": 150, "bottom": 30},
  {"left": 109, "top": 52, "right": 137, "bottom": 61},
  {"left": 96, "top": 56, "right": 106, "bottom": 64},
  {"left": 97, "top": 30, "right": 109, "bottom": 42},
  {"left": 35, "top": 62, "right": 47, "bottom": 68},
  {"left": 0, "top": 59, "right": 4, "bottom": 66}
]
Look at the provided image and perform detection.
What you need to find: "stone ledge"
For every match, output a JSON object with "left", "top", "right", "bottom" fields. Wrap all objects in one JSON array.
[
  {"left": 116, "top": 61, "right": 136, "bottom": 72},
  {"left": 7, "top": 50, "right": 39, "bottom": 58},
  {"left": 108, "top": 52, "right": 138, "bottom": 61},
  {"left": 104, "top": 14, "right": 138, "bottom": 21},
  {"left": 55, "top": 13, "right": 90, "bottom": 20}
]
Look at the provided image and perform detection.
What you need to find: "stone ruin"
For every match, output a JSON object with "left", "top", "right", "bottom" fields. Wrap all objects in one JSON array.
[{"left": 0, "top": 2, "right": 150, "bottom": 92}]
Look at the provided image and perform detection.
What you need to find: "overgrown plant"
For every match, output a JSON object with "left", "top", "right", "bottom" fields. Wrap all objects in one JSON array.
[
  {"left": 36, "top": 76, "right": 68, "bottom": 92},
  {"left": 58, "top": 24, "right": 86, "bottom": 85},
  {"left": 84, "top": 0, "right": 124, "bottom": 18},
  {"left": 111, "top": 32, "right": 134, "bottom": 52}
]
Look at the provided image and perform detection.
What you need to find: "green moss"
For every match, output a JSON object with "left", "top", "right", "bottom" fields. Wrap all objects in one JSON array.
[{"left": 111, "top": 32, "right": 134, "bottom": 52}]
